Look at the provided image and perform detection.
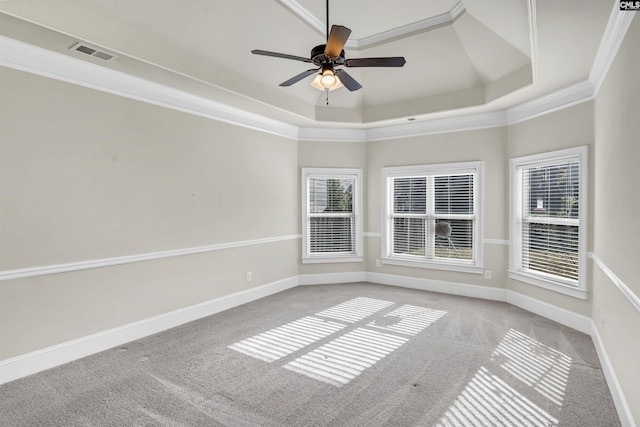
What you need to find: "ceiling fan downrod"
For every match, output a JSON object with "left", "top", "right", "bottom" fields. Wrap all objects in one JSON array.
[
  {"left": 326, "top": 0, "right": 330, "bottom": 41},
  {"left": 250, "top": 0, "right": 406, "bottom": 93}
]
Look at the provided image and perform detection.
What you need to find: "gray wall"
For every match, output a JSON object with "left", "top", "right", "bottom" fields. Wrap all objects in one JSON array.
[
  {"left": 297, "top": 139, "right": 366, "bottom": 276},
  {"left": 593, "top": 16, "right": 640, "bottom": 423},
  {"left": 365, "top": 128, "right": 508, "bottom": 288},
  {"left": 298, "top": 101, "right": 605, "bottom": 316},
  {"left": 1, "top": 17, "right": 638, "bottom": 420},
  {"left": 506, "top": 101, "right": 595, "bottom": 316},
  {"left": 0, "top": 67, "right": 299, "bottom": 359}
]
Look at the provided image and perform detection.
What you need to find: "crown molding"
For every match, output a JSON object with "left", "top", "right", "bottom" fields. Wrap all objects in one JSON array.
[
  {"left": 351, "top": 2, "right": 465, "bottom": 49},
  {"left": 0, "top": 1, "right": 633, "bottom": 143},
  {"left": 298, "top": 127, "right": 366, "bottom": 142},
  {"left": 365, "top": 111, "right": 507, "bottom": 141},
  {"left": 505, "top": 5, "right": 636, "bottom": 126},
  {"left": 527, "top": 0, "right": 539, "bottom": 83},
  {"left": 0, "top": 36, "right": 299, "bottom": 141},
  {"left": 276, "top": 0, "right": 325, "bottom": 35},
  {"left": 589, "top": 4, "right": 636, "bottom": 95},
  {"left": 276, "top": 0, "right": 465, "bottom": 50},
  {"left": 505, "top": 80, "right": 595, "bottom": 125}
]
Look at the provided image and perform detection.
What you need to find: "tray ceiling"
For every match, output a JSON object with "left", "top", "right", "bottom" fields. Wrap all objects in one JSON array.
[{"left": 0, "top": 0, "right": 613, "bottom": 128}]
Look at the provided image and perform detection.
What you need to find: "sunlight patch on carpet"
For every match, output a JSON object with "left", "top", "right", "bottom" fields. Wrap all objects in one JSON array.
[
  {"left": 315, "top": 297, "right": 394, "bottom": 323},
  {"left": 283, "top": 328, "right": 408, "bottom": 387},
  {"left": 436, "top": 366, "right": 559, "bottom": 427},
  {"left": 367, "top": 304, "right": 447, "bottom": 336},
  {"left": 491, "top": 329, "right": 571, "bottom": 405},
  {"left": 437, "top": 328, "right": 572, "bottom": 425},
  {"left": 227, "top": 316, "right": 345, "bottom": 362},
  {"left": 229, "top": 297, "right": 447, "bottom": 386}
]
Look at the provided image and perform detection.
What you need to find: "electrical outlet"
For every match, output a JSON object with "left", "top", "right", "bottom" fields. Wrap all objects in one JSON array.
[
  {"left": 600, "top": 313, "right": 605, "bottom": 325},
  {"left": 376, "top": 259, "right": 381, "bottom": 268},
  {"left": 484, "top": 270, "right": 492, "bottom": 280},
  {"left": 246, "top": 272, "right": 252, "bottom": 282}
]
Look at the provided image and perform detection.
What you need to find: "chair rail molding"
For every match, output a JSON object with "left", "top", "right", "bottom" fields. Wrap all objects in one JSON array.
[
  {"left": 589, "top": 252, "right": 640, "bottom": 313},
  {"left": 0, "top": 235, "right": 301, "bottom": 282}
]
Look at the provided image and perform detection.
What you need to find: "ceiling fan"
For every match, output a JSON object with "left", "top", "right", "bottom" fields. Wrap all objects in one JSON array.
[{"left": 251, "top": 0, "right": 406, "bottom": 92}]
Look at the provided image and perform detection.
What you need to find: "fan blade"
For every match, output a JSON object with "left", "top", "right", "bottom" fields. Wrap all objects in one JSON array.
[
  {"left": 335, "top": 69, "right": 362, "bottom": 91},
  {"left": 344, "top": 57, "right": 406, "bottom": 67},
  {"left": 251, "top": 50, "right": 311, "bottom": 63},
  {"left": 325, "top": 25, "right": 351, "bottom": 57},
  {"left": 279, "top": 69, "right": 319, "bottom": 87}
]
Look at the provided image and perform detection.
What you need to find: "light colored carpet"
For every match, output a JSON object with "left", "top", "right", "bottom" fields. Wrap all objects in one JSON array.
[{"left": 0, "top": 283, "right": 620, "bottom": 426}]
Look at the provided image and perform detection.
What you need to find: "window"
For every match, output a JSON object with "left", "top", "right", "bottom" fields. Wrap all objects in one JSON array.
[
  {"left": 302, "top": 168, "right": 363, "bottom": 263},
  {"left": 382, "top": 162, "right": 483, "bottom": 273},
  {"left": 510, "top": 146, "right": 588, "bottom": 299}
]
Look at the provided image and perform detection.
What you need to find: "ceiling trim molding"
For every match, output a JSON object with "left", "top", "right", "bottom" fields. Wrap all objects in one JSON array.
[
  {"left": 0, "top": 2, "right": 633, "bottom": 143},
  {"left": 276, "top": 0, "right": 465, "bottom": 49},
  {"left": 505, "top": 4, "right": 634, "bottom": 126},
  {"left": 589, "top": 4, "right": 636, "bottom": 96},
  {"left": 351, "top": 2, "right": 465, "bottom": 49},
  {"left": 505, "top": 80, "right": 595, "bottom": 125},
  {"left": 0, "top": 36, "right": 299, "bottom": 141},
  {"left": 276, "top": 0, "right": 325, "bottom": 35},
  {"left": 365, "top": 111, "right": 507, "bottom": 141},
  {"left": 298, "top": 127, "right": 366, "bottom": 142},
  {"left": 527, "top": 0, "right": 539, "bottom": 83}
]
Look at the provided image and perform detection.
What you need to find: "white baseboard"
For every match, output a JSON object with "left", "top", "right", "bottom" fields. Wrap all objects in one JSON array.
[
  {"left": 590, "top": 322, "right": 637, "bottom": 427},
  {"left": 366, "top": 272, "right": 508, "bottom": 301},
  {"left": 298, "top": 271, "right": 367, "bottom": 286},
  {"left": 365, "top": 272, "right": 592, "bottom": 335},
  {"left": 0, "top": 276, "right": 298, "bottom": 384},
  {"left": 2, "top": 271, "right": 632, "bottom": 427},
  {"left": 364, "top": 273, "right": 631, "bottom": 423},
  {"left": 506, "top": 290, "right": 592, "bottom": 335}
]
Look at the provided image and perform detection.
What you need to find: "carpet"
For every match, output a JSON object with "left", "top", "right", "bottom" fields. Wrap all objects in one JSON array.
[{"left": 0, "top": 282, "right": 620, "bottom": 426}]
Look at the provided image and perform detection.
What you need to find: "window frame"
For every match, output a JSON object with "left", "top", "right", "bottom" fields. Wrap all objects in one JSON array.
[
  {"left": 381, "top": 161, "right": 484, "bottom": 274},
  {"left": 509, "top": 146, "right": 588, "bottom": 299},
  {"left": 301, "top": 168, "right": 364, "bottom": 264}
]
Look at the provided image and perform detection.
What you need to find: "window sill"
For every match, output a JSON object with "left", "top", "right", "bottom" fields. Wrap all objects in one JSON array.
[
  {"left": 381, "top": 257, "right": 483, "bottom": 274},
  {"left": 508, "top": 270, "right": 588, "bottom": 300},
  {"left": 302, "top": 256, "right": 364, "bottom": 264}
]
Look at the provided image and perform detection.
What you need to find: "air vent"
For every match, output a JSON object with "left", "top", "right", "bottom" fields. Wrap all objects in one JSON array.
[{"left": 70, "top": 42, "right": 116, "bottom": 61}]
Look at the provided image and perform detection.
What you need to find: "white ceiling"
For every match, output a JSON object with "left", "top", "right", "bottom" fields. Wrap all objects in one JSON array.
[{"left": 0, "top": 0, "right": 613, "bottom": 128}]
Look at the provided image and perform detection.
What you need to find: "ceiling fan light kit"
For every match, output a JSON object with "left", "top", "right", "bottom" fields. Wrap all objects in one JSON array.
[
  {"left": 311, "top": 67, "right": 343, "bottom": 91},
  {"left": 251, "top": 1, "right": 405, "bottom": 94}
]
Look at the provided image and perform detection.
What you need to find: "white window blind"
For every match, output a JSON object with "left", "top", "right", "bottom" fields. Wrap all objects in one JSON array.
[
  {"left": 382, "top": 162, "right": 482, "bottom": 272},
  {"left": 510, "top": 146, "right": 587, "bottom": 298},
  {"left": 521, "top": 161, "right": 580, "bottom": 280},
  {"left": 302, "top": 168, "right": 363, "bottom": 263},
  {"left": 309, "top": 177, "right": 355, "bottom": 254},
  {"left": 434, "top": 174, "right": 474, "bottom": 261}
]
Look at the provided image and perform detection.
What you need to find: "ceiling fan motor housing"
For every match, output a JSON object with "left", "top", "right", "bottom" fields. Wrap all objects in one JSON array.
[
  {"left": 251, "top": 23, "right": 404, "bottom": 91},
  {"left": 311, "top": 44, "right": 345, "bottom": 66}
]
